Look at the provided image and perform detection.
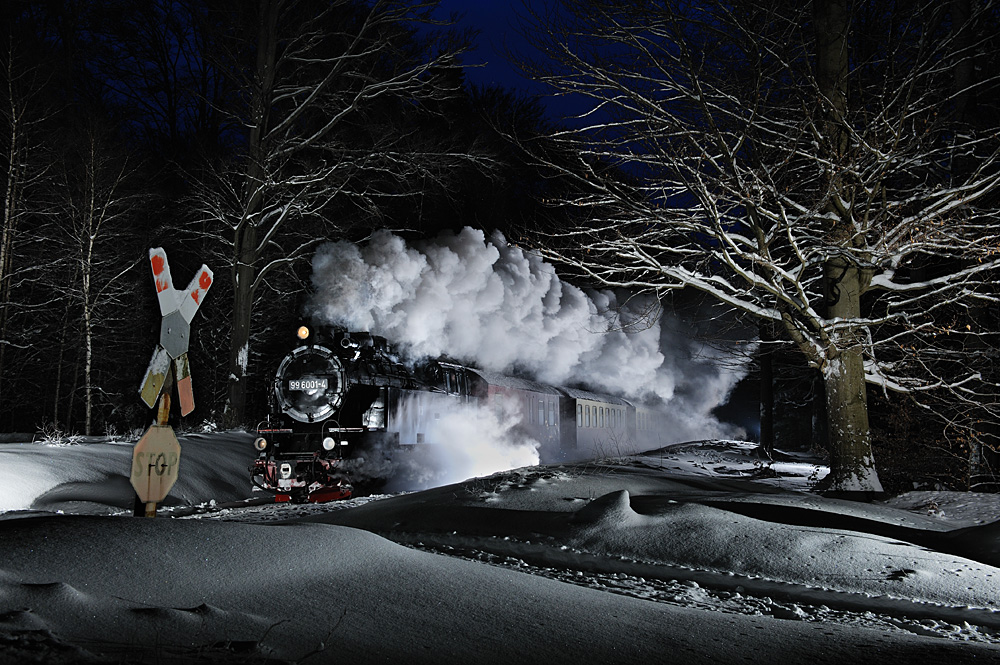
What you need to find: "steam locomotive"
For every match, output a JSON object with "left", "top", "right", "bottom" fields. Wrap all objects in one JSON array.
[{"left": 252, "top": 324, "right": 668, "bottom": 502}]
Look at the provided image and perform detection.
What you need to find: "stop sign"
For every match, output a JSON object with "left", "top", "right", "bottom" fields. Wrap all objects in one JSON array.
[{"left": 131, "top": 425, "right": 182, "bottom": 503}]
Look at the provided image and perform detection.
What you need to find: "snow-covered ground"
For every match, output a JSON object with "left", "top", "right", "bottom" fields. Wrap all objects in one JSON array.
[{"left": 2, "top": 433, "right": 1000, "bottom": 663}]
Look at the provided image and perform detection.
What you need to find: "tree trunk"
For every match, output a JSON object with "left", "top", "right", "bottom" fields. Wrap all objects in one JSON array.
[
  {"left": 223, "top": 0, "right": 277, "bottom": 429},
  {"left": 0, "top": 72, "right": 21, "bottom": 408},
  {"left": 83, "top": 171, "right": 95, "bottom": 436},
  {"left": 822, "top": 258, "right": 882, "bottom": 492},
  {"left": 759, "top": 321, "right": 774, "bottom": 458},
  {"left": 225, "top": 234, "right": 256, "bottom": 428},
  {"left": 83, "top": 250, "right": 94, "bottom": 436},
  {"left": 813, "top": 0, "right": 883, "bottom": 493}
]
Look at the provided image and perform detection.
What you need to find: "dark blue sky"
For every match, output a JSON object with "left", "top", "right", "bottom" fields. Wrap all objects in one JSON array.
[
  {"left": 437, "top": 0, "right": 537, "bottom": 89},
  {"left": 435, "top": 0, "right": 582, "bottom": 121}
]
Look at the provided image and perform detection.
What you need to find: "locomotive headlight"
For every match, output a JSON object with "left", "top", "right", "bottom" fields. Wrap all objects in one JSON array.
[
  {"left": 322, "top": 437, "right": 336, "bottom": 451},
  {"left": 253, "top": 437, "right": 268, "bottom": 451},
  {"left": 297, "top": 325, "right": 310, "bottom": 340}
]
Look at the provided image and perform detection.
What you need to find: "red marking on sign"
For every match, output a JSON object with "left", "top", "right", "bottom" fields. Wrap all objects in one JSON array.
[
  {"left": 177, "top": 374, "right": 194, "bottom": 416},
  {"left": 151, "top": 254, "right": 165, "bottom": 276},
  {"left": 156, "top": 278, "right": 170, "bottom": 293},
  {"left": 199, "top": 271, "right": 212, "bottom": 290},
  {"left": 191, "top": 291, "right": 200, "bottom": 304}
]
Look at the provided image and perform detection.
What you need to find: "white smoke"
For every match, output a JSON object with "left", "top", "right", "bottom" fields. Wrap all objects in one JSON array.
[
  {"left": 307, "top": 227, "right": 749, "bottom": 453},
  {"left": 383, "top": 392, "right": 541, "bottom": 491}
]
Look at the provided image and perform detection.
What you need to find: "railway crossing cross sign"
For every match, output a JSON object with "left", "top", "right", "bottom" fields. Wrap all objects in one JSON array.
[
  {"left": 139, "top": 248, "right": 213, "bottom": 415},
  {"left": 133, "top": 248, "right": 212, "bottom": 517}
]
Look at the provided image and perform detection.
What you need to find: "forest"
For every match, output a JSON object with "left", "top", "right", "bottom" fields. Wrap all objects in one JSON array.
[{"left": 1, "top": 0, "right": 998, "bottom": 494}]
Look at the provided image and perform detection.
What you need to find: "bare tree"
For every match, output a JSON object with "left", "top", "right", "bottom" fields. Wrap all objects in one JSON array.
[
  {"left": 0, "top": 29, "right": 58, "bottom": 414},
  {"left": 190, "top": 0, "right": 490, "bottom": 427},
  {"left": 84, "top": 0, "right": 226, "bottom": 156},
  {"left": 520, "top": 0, "right": 1000, "bottom": 492},
  {"left": 48, "top": 120, "right": 143, "bottom": 435}
]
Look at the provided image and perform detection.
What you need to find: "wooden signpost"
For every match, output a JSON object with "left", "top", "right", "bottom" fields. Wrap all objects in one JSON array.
[{"left": 132, "top": 248, "right": 212, "bottom": 517}]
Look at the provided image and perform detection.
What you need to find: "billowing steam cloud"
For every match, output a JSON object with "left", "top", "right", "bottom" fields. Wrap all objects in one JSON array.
[
  {"left": 307, "top": 227, "right": 749, "bottom": 454},
  {"left": 393, "top": 393, "right": 541, "bottom": 491}
]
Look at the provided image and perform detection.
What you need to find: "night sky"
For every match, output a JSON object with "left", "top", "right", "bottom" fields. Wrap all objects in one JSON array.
[
  {"left": 436, "top": 0, "right": 582, "bottom": 121},
  {"left": 437, "top": 0, "right": 534, "bottom": 87}
]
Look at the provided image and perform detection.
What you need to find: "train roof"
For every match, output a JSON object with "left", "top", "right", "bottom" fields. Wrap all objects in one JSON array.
[
  {"left": 464, "top": 367, "right": 563, "bottom": 395},
  {"left": 447, "top": 362, "right": 641, "bottom": 408},
  {"left": 555, "top": 385, "right": 632, "bottom": 406}
]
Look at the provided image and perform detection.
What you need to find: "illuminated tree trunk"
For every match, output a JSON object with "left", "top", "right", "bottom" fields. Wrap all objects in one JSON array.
[
  {"left": 223, "top": 0, "right": 275, "bottom": 428},
  {"left": 813, "top": 0, "right": 883, "bottom": 492},
  {"left": 226, "top": 226, "right": 258, "bottom": 428},
  {"left": 821, "top": 259, "right": 882, "bottom": 492},
  {"left": 758, "top": 321, "right": 774, "bottom": 458}
]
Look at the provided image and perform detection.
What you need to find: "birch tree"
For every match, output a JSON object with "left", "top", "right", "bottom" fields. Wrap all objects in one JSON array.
[
  {"left": 0, "top": 28, "right": 58, "bottom": 416},
  {"left": 521, "top": 0, "right": 1000, "bottom": 492},
  {"left": 49, "top": 120, "right": 143, "bottom": 435}
]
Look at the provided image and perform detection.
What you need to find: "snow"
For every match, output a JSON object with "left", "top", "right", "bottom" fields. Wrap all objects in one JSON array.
[{"left": 2, "top": 435, "right": 1000, "bottom": 663}]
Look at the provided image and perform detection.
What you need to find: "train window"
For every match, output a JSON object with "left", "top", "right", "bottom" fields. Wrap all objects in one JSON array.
[
  {"left": 445, "top": 369, "right": 463, "bottom": 395},
  {"left": 585, "top": 405, "right": 591, "bottom": 428},
  {"left": 362, "top": 389, "right": 386, "bottom": 429},
  {"left": 539, "top": 399, "right": 545, "bottom": 426},
  {"left": 599, "top": 407, "right": 604, "bottom": 428},
  {"left": 577, "top": 404, "right": 583, "bottom": 428},
  {"left": 549, "top": 400, "right": 556, "bottom": 428}
]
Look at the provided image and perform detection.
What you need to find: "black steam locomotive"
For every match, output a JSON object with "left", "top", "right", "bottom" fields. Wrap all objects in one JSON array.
[{"left": 252, "top": 324, "right": 668, "bottom": 502}]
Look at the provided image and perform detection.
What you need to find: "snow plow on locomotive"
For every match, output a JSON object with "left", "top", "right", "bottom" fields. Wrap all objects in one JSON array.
[{"left": 253, "top": 324, "right": 669, "bottom": 503}]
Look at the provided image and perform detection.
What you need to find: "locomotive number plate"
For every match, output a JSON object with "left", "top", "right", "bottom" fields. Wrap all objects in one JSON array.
[{"left": 289, "top": 378, "right": 328, "bottom": 391}]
